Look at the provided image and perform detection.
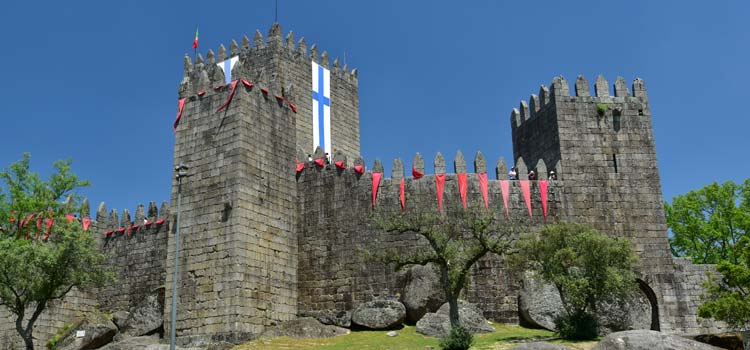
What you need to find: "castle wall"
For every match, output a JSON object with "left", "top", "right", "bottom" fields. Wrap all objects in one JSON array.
[
  {"left": 512, "top": 75, "right": 725, "bottom": 335},
  {"left": 171, "top": 61, "right": 299, "bottom": 344},
  {"left": 296, "top": 153, "right": 563, "bottom": 324}
]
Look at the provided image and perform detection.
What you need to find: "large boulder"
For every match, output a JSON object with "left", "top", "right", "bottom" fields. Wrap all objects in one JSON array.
[
  {"left": 299, "top": 309, "right": 352, "bottom": 328},
  {"left": 351, "top": 299, "right": 406, "bottom": 330},
  {"left": 592, "top": 330, "right": 724, "bottom": 350},
  {"left": 400, "top": 263, "right": 445, "bottom": 323},
  {"left": 416, "top": 300, "right": 494, "bottom": 337},
  {"left": 55, "top": 313, "right": 118, "bottom": 350},
  {"left": 120, "top": 289, "right": 164, "bottom": 337},
  {"left": 518, "top": 272, "right": 652, "bottom": 333},
  {"left": 262, "top": 317, "right": 349, "bottom": 338},
  {"left": 507, "top": 342, "right": 574, "bottom": 350}
]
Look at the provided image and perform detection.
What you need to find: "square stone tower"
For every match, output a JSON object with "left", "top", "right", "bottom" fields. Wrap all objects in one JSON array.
[{"left": 168, "top": 23, "right": 360, "bottom": 344}]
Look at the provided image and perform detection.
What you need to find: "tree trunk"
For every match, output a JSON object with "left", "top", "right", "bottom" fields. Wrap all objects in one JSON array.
[
  {"left": 23, "top": 333, "right": 34, "bottom": 350},
  {"left": 447, "top": 294, "right": 460, "bottom": 327},
  {"left": 741, "top": 329, "right": 749, "bottom": 350}
]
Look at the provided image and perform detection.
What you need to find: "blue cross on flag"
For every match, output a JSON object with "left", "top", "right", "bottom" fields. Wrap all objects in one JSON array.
[
  {"left": 217, "top": 56, "right": 239, "bottom": 84},
  {"left": 312, "top": 61, "right": 331, "bottom": 152}
]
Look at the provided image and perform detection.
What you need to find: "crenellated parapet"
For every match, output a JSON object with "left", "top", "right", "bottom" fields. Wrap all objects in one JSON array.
[
  {"left": 511, "top": 74, "right": 649, "bottom": 131},
  {"left": 296, "top": 150, "right": 563, "bottom": 220},
  {"left": 179, "top": 23, "right": 357, "bottom": 100}
]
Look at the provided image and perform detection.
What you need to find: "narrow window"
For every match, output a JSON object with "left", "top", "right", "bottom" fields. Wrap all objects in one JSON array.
[
  {"left": 638, "top": 109, "right": 644, "bottom": 116},
  {"left": 612, "top": 154, "right": 618, "bottom": 173}
]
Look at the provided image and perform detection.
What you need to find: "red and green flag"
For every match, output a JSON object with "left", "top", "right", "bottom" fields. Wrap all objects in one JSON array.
[{"left": 192, "top": 26, "right": 199, "bottom": 49}]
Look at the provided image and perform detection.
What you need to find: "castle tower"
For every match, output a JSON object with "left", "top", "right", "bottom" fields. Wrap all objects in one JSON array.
[
  {"left": 168, "top": 23, "right": 359, "bottom": 343},
  {"left": 511, "top": 75, "right": 671, "bottom": 265}
]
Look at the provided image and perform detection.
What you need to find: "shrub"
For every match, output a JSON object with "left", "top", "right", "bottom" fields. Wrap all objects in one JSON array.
[
  {"left": 440, "top": 325, "right": 474, "bottom": 350},
  {"left": 555, "top": 312, "right": 599, "bottom": 340}
]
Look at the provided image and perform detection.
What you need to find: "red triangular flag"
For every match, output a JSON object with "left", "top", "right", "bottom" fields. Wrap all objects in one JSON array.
[
  {"left": 288, "top": 102, "right": 297, "bottom": 113},
  {"left": 216, "top": 80, "right": 239, "bottom": 112},
  {"left": 457, "top": 173, "right": 468, "bottom": 209},
  {"left": 354, "top": 165, "right": 365, "bottom": 174},
  {"left": 372, "top": 172, "right": 383, "bottom": 208},
  {"left": 104, "top": 230, "right": 113, "bottom": 236},
  {"left": 173, "top": 98, "right": 186, "bottom": 132},
  {"left": 399, "top": 178, "right": 406, "bottom": 211},
  {"left": 314, "top": 158, "right": 325, "bottom": 167},
  {"left": 435, "top": 174, "right": 446, "bottom": 213},
  {"left": 197, "top": 91, "right": 207, "bottom": 97},
  {"left": 334, "top": 160, "right": 346, "bottom": 169},
  {"left": 520, "top": 180, "right": 532, "bottom": 217},
  {"left": 241, "top": 79, "right": 253, "bottom": 88},
  {"left": 412, "top": 166, "right": 424, "bottom": 179},
  {"left": 539, "top": 180, "right": 549, "bottom": 218},
  {"left": 82, "top": 217, "right": 92, "bottom": 231},
  {"left": 44, "top": 218, "right": 54, "bottom": 240},
  {"left": 295, "top": 160, "right": 305, "bottom": 173},
  {"left": 499, "top": 180, "right": 510, "bottom": 217},
  {"left": 477, "top": 173, "right": 489, "bottom": 209},
  {"left": 65, "top": 214, "right": 75, "bottom": 223},
  {"left": 155, "top": 219, "right": 165, "bottom": 225}
]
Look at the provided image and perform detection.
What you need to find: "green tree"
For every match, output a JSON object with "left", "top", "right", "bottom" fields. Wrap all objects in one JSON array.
[
  {"left": 511, "top": 223, "right": 638, "bottom": 340},
  {"left": 375, "top": 209, "right": 522, "bottom": 330},
  {"left": 665, "top": 180, "right": 750, "bottom": 264},
  {"left": 698, "top": 237, "right": 750, "bottom": 350},
  {"left": 0, "top": 154, "right": 113, "bottom": 350}
]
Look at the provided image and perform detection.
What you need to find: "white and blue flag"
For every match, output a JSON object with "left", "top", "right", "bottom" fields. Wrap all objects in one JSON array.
[
  {"left": 217, "top": 56, "right": 239, "bottom": 84},
  {"left": 312, "top": 61, "right": 331, "bottom": 152}
]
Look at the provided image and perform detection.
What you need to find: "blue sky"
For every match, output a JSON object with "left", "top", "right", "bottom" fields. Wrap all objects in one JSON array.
[{"left": 0, "top": 1, "right": 747, "bottom": 216}]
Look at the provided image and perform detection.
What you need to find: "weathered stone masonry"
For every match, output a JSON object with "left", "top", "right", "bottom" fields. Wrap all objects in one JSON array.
[{"left": 0, "top": 23, "right": 726, "bottom": 347}]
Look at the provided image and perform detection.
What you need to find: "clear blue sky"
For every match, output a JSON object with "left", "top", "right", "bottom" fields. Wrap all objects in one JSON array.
[{"left": 0, "top": 1, "right": 747, "bottom": 216}]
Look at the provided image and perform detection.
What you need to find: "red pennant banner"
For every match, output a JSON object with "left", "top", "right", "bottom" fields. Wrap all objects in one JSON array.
[
  {"left": 354, "top": 165, "right": 365, "bottom": 174},
  {"left": 314, "top": 158, "right": 325, "bottom": 167},
  {"left": 288, "top": 102, "right": 297, "bottom": 113},
  {"left": 65, "top": 214, "right": 75, "bottom": 223},
  {"left": 435, "top": 174, "right": 446, "bottom": 213},
  {"left": 144, "top": 221, "right": 153, "bottom": 227},
  {"left": 539, "top": 180, "right": 549, "bottom": 218},
  {"left": 130, "top": 225, "right": 140, "bottom": 231},
  {"left": 36, "top": 215, "right": 43, "bottom": 230},
  {"left": 399, "top": 178, "right": 406, "bottom": 211},
  {"left": 216, "top": 80, "right": 239, "bottom": 112},
  {"left": 104, "top": 230, "right": 113, "bottom": 236},
  {"left": 155, "top": 219, "right": 165, "bottom": 225},
  {"left": 197, "top": 91, "right": 207, "bottom": 97},
  {"left": 116, "top": 227, "right": 126, "bottom": 233},
  {"left": 295, "top": 160, "right": 305, "bottom": 173},
  {"left": 334, "top": 160, "right": 346, "bottom": 169},
  {"left": 241, "top": 79, "right": 253, "bottom": 88},
  {"left": 520, "top": 180, "right": 532, "bottom": 217},
  {"left": 499, "top": 180, "right": 510, "bottom": 217},
  {"left": 372, "top": 172, "right": 383, "bottom": 208},
  {"left": 214, "top": 85, "right": 224, "bottom": 90},
  {"left": 412, "top": 166, "right": 424, "bottom": 179},
  {"left": 24, "top": 213, "right": 35, "bottom": 228},
  {"left": 82, "top": 217, "right": 91, "bottom": 231},
  {"left": 457, "top": 173, "right": 468, "bottom": 209},
  {"left": 44, "top": 218, "right": 54, "bottom": 240},
  {"left": 477, "top": 173, "right": 489, "bottom": 209},
  {"left": 173, "top": 98, "right": 186, "bottom": 132},
  {"left": 260, "top": 87, "right": 269, "bottom": 94},
  {"left": 275, "top": 95, "right": 284, "bottom": 102}
]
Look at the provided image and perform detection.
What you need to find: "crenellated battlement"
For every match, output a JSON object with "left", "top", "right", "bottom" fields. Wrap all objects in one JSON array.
[
  {"left": 296, "top": 149, "right": 563, "bottom": 221},
  {"left": 511, "top": 75, "right": 649, "bottom": 130},
  {"left": 92, "top": 201, "right": 169, "bottom": 239},
  {"left": 179, "top": 23, "right": 357, "bottom": 100}
]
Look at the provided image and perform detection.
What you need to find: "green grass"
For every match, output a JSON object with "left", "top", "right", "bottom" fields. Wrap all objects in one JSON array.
[{"left": 234, "top": 323, "right": 597, "bottom": 350}]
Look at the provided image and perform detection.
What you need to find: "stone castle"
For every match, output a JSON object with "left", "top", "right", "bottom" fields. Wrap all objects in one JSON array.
[{"left": 0, "top": 23, "right": 724, "bottom": 347}]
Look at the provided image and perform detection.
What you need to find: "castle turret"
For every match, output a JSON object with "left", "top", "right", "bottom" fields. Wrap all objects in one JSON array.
[{"left": 169, "top": 23, "right": 361, "bottom": 343}]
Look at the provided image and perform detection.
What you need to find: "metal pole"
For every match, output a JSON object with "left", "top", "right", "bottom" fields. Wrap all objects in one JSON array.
[{"left": 170, "top": 164, "right": 188, "bottom": 350}]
